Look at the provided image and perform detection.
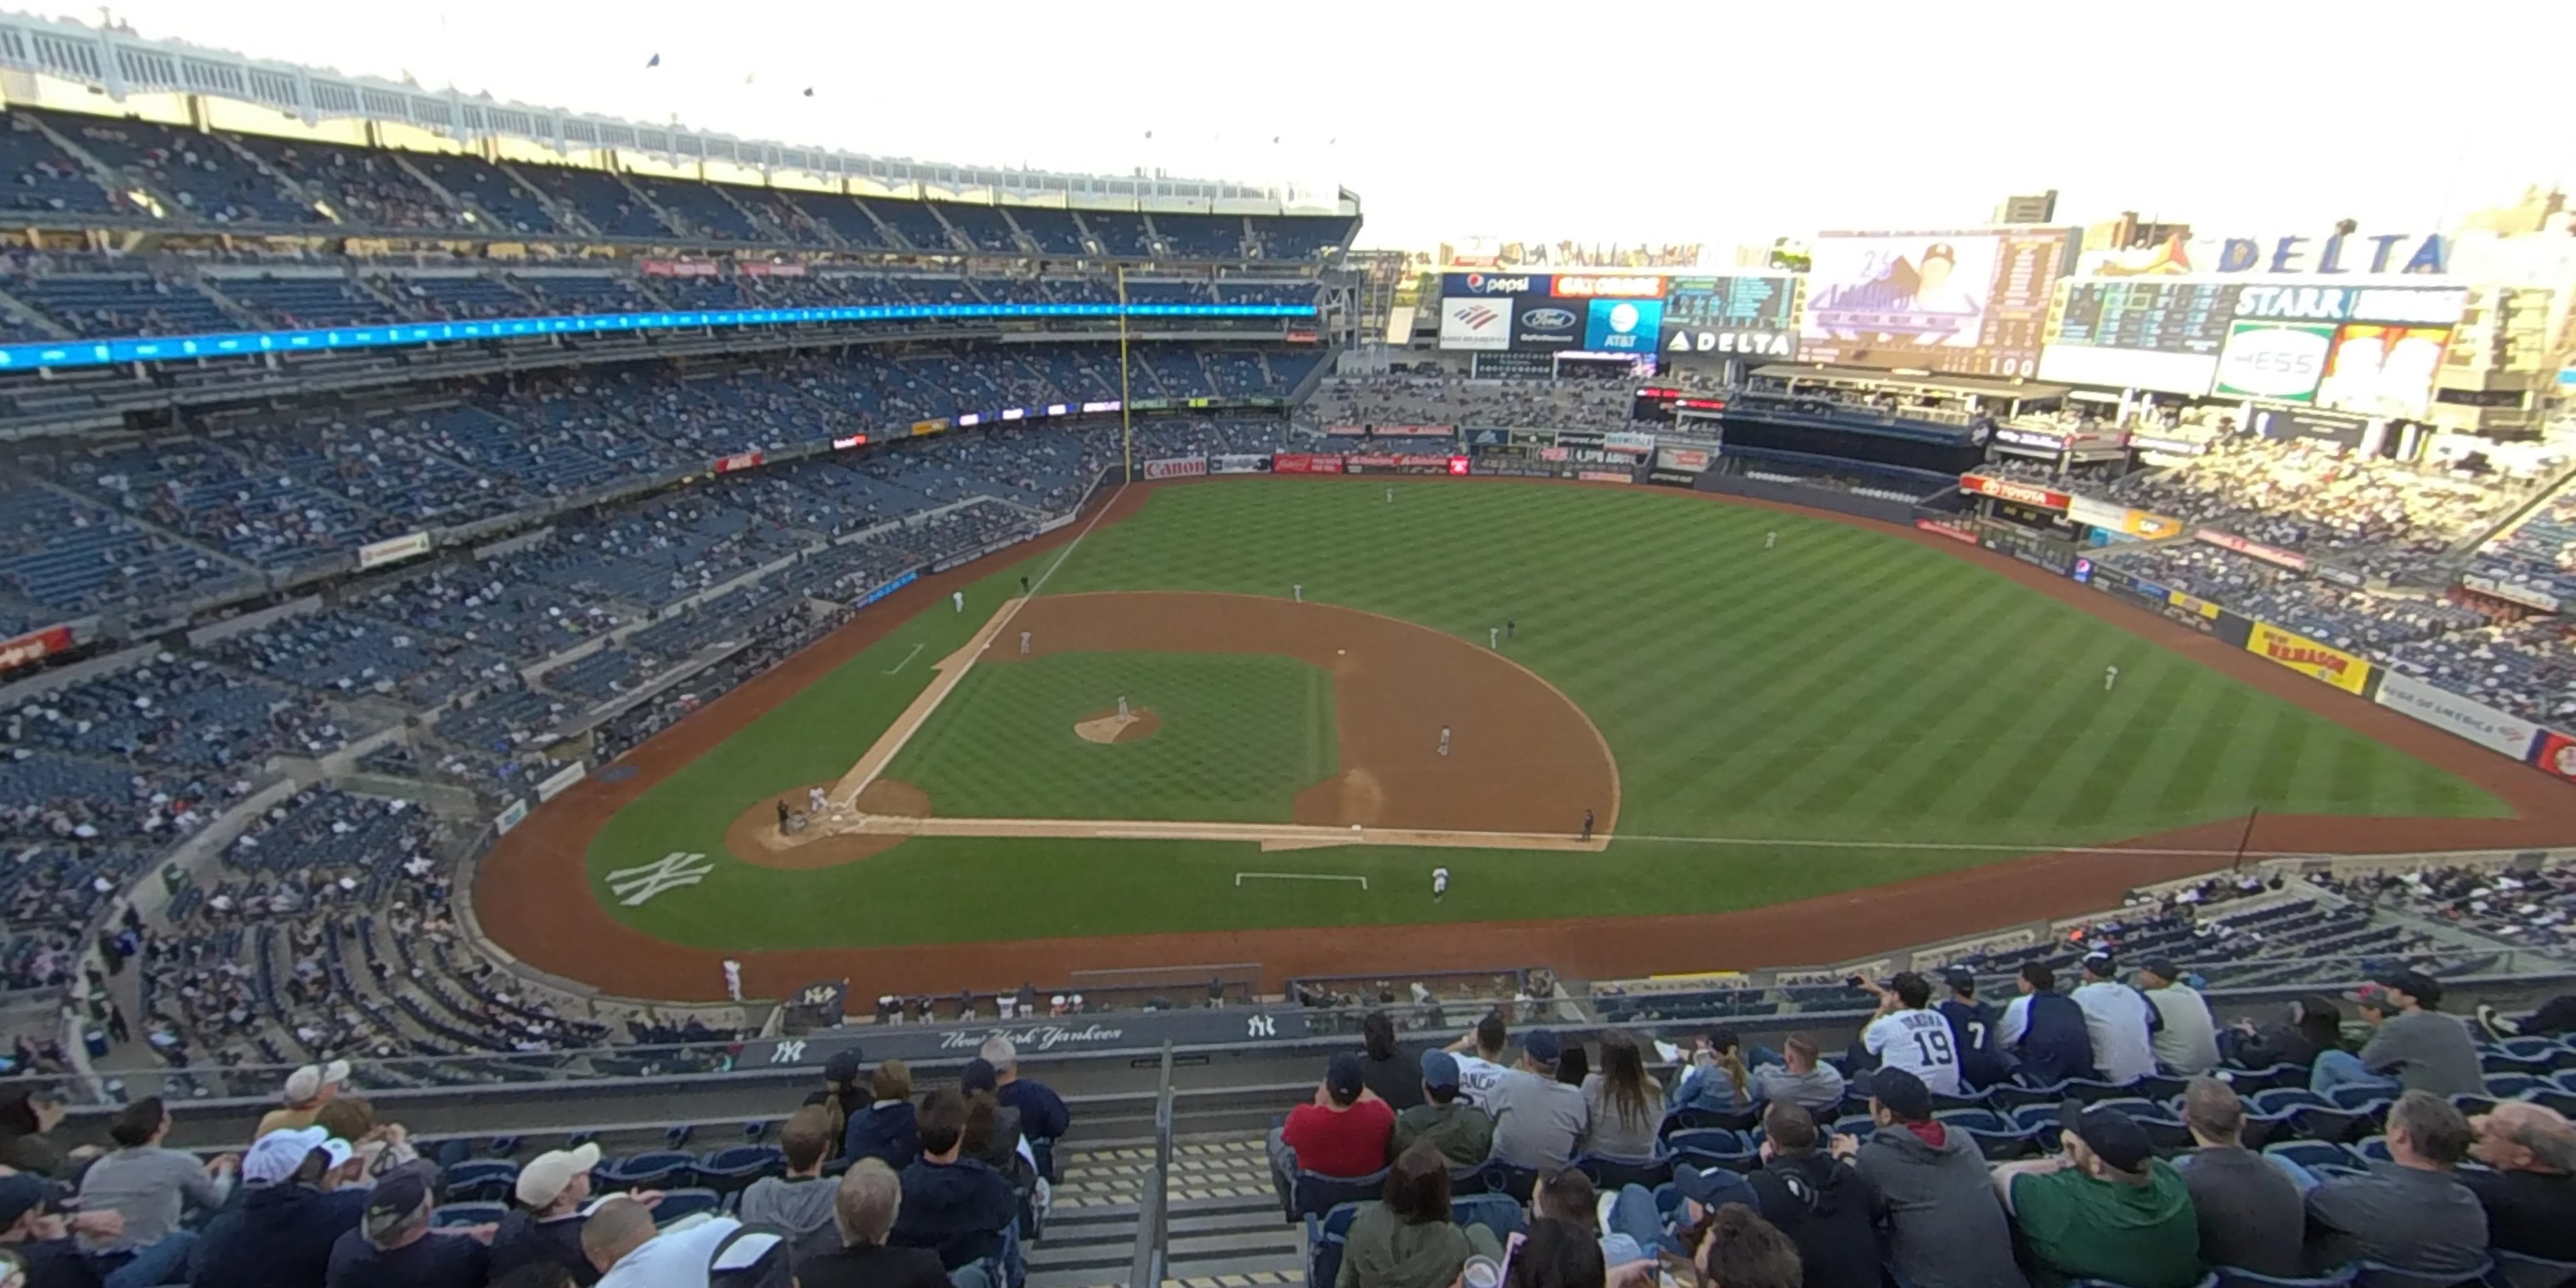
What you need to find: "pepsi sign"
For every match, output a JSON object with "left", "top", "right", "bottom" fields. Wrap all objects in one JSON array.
[{"left": 1444, "top": 272, "right": 1547, "bottom": 297}]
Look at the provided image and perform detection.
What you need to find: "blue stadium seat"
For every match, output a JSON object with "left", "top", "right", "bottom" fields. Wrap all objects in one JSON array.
[
  {"left": 598, "top": 1149, "right": 697, "bottom": 1190},
  {"left": 1935, "top": 1109, "right": 2032, "bottom": 1162},
  {"left": 1305, "top": 1203, "right": 1361, "bottom": 1287},
  {"left": 1576, "top": 1153, "right": 1671, "bottom": 1191},
  {"left": 1451, "top": 1193, "right": 1524, "bottom": 1242},
  {"left": 2264, "top": 1140, "right": 2360, "bottom": 1172},
  {"left": 442, "top": 1159, "right": 520, "bottom": 1204},
  {"left": 697, "top": 1145, "right": 785, "bottom": 1194},
  {"left": 432, "top": 1203, "right": 506, "bottom": 1228},
  {"left": 1288, "top": 1168, "right": 1387, "bottom": 1223},
  {"left": 649, "top": 1188, "right": 723, "bottom": 1225}
]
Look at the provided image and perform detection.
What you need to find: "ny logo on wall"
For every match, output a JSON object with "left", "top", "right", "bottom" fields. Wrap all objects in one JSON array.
[
  {"left": 606, "top": 851, "right": 713, "bottom": 905},
  {"left": 770, "top": 1041, "right": 808, "bottom": 1064},
  {"left": 1245, "top": 1014, "right": 1278, "bottom": 1038}
]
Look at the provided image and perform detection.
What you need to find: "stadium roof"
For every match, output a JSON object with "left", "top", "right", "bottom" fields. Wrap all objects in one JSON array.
[{"left": 0, "top": 10, "right": 1355, "bottom": 216}]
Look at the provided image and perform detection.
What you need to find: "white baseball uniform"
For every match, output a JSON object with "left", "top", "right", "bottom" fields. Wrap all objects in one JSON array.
[
  {"left": 1432, "top": 867, "right": 1449, "bottom": 899},
  {"left": 1862, "top": 1006, "right": 1963, "bottom": 1096},
  {"left": 952, "top": 591, "right": 965, "bottom": 613},
  {"left": 722, "top": 960, "right": 743, "bottom": 1002},
  {"left": 2105, "top": 665, "right": 2120, "bottom": 691}
]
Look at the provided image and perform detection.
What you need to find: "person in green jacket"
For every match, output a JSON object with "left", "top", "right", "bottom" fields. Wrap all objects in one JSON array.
[
  {"left": 1991, "top": 1103, "right": 2202, "bottom": 1288},
  {"left": 1338, "top": 1142, "right": 1502, "bottom": 1288},
  {"left": 1389, "top": 1051, "right": 1495, "bottom": 1170}
]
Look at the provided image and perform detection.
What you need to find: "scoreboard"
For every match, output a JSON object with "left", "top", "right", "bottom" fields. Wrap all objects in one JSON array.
[
  {"left": 2049, "top": 282, "right": 2242, "bottom": 357},
  {"left": 1666, "top": 276, "right": 1796, "bottom": 329}
]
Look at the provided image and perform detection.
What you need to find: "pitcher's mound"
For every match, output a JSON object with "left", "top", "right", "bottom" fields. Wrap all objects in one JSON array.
[{"left": 1075, "top": 708, "right": 1160, "bottom": 744}]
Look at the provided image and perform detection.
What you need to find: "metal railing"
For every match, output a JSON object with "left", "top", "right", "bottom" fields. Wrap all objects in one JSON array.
[{"left": 1129, "top": 1043, "right": 1177, "bottom": 1288}]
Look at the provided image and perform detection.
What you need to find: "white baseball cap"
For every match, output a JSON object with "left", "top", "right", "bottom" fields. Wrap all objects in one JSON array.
[
  {"left": 281, "top": 1059, "right": 350, "bottom": 1105},
  {"left": 242, "top": 1126, "right": 331, "bottom": 1185},
  {"left": 515, "top": 1142, "right": 603, "bottom": 1208}
]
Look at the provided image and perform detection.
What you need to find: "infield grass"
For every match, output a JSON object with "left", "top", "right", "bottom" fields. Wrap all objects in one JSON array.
[{"left": 586, "top": 478, "right": 2510, "bottom": 950}]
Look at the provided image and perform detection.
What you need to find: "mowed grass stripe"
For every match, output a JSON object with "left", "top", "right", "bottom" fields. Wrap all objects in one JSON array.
[
  {"left": 1847, "top": 607, "right": 2095, "bottom": 825},
  {"left": 2050, "top": 662, "right": 2226, "bottom": 829}
]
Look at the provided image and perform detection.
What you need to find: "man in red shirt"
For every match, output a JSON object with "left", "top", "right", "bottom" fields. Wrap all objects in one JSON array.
[{"left": 1267, "top": 1052, "right": 1395, "bottom": 1211}]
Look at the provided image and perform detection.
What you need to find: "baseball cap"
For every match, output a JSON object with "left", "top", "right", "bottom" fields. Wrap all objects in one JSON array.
[
  {"left": 514, "top": 1142, "right": 603, "bottom": 1208},
  {"left": 2137, "top": 957, "right": 2182, "bottom": 984},
  {"left": 1869, "top": 1067, "right": 1932, "bottom": 1121},
  {"left": 363, "top": 1168, "right": 431, "bottom": 1243},
  {"left": 1325, "top": 1052, "right": 1365, "bottom": 1102},
  {"left": 2058, "top": 1101, "right": 2153, "bottom": 1173},
  {"left": 961, "top": 1058, "right": 998, "bottom": 1096},
  {"left": 1421, "top": 1050, "right": 1461, "bottom": 1089},
  {"left": 1942, "top": 967, "right": 1977, "bottom": 992},
  {"left": 242, "top": 1125, "right": 330, "bottom": 1185},
  {"left": 2081, "top": 952, "right": 2117, "bottom": 977},
  {"left": 281, "top": 1059, "right": 350, "bottom": 1105},
  {"left": 0, "top": 1173, "right": 49, "bottom": 1228},
  {"left": 2364, "top": 969, "right": 2442, "bottom": 1008},
  {"left": 1522, "top": 1029, "right": 1562, "bottom": 1066},
  {"left": 822, "top": 1046, "right": 864, "bottom": 1085}
]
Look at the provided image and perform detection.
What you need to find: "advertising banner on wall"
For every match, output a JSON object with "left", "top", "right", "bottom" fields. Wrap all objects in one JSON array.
[
  {"left": 357, "top": 531, "right": 433, "bottom": 570},
  {"left": 2533, "top": 730, "right": 2576, "bottom": 785},
  {"left": 2374, "top": 671, "right": 2541, "bottom": 760},
  {"left": 1511, "top": 301, "right": 1581, "bottom": 350},
  {"left": 1443, "top": 272, "right": 1546, "bottom": 297},
  {"left": 1582, "top": 298, "right": 1665, "bottom": 354},
  {"left": 536, "top": 759, "right": 590, "bottom": 803},
  {"left": 1210, "top": 454, "right": 1272, "bottom": 475},
  {"left": 2462, "top": 573, "right": 2562, "bottom": 613},
  {"left": 2213, "top": 321, "right": 2335, "bottom": 402},
  {"left": 1960, "top": 474, "right": 2072, "bottom": 510},
  {"left": 1660, "top": 324, "right": 1798, "bottom": 362},
  {"left": 1439, "top": 297, "right": 1510, "bottom": 350},
  {"left": 2246, "top": 620, "right": 2374, "bottom": 694},
  {"left": 1657, "top": 447, "right": 1713, "bottom": 472},
  {"left": 2194, "top": 527, "right": 2311, "bottom": 572},
  {"left": 0, "top": 624, "right": 74, "bottom": 672},
  {"left": 1142, "top": 456, "right": 1208, "bottom": 480},
  {"left": 2067, "top": 496, "right": 2185, "bottom": 540},
  {"left": 2315, "top": 323, "right": 2452, "bottom": 419},
  {"left": 1272, "top": 453, "right": 1345, "bottom": 474}
]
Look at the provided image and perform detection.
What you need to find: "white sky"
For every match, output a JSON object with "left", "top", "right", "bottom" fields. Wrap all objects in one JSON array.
[{"left": 41, "top": 0, "right": 2576, "bottom": 253}]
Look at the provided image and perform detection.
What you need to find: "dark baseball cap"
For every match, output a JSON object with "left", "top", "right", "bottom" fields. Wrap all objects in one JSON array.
[
  {"left": 822, "top": 1046, "right": 864, "bottom": 1084},
  {"left": 2081, "top": 952, "right": 2117, "bottom": 977},
  {"left": 364, "top": 1167, "right": 430, "bottom": 1227},
  {"left": 1941, "top": 968, "right": 1977, "bottom": 992},
  {"left": 2137, "top": 958, "right": 2182, "bottom": 984},
  {"left": 1420, "top": 1050, "right": 1460, "bottom": 1089},
  {"left": 0, "top": 1172, "right": 49, "bottom": 1228},
  {"left": 2058, "top": 1101, "right": 2153, "bottom": 1173},
  {"left": 1522, "top": 1029, "right": 1562, "bottom": 1065},
  {"left": 2356, "top": 969, "right": 2441, "bottom": 1008},
  {"left": 960, "top": 1058, "right": 998, "bottom": 1096},
  {"left": 1325, "top": 1052, "right": 1365, "bottom": 1101},
  {"left": 1869, "top": 1067, "right": 1932, "bottom": 1121}
]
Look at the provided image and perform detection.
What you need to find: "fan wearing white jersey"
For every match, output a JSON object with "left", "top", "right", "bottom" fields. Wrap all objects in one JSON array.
[{"left": 1860, "top": 970, "right": 1963, "bottom": 1097}]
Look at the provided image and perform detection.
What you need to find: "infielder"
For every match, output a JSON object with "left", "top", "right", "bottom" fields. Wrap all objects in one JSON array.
[
  {"left": 952, "top": 590, "right": 965, "bottom": 613},
  {"left": 722, "top": 959, "right": 743, "bottom": 1002},
  {"left": 1506, "top": 618, "right": 1516, "bottom": 640},
  {"left": 2105, "top": 664, "right": 2120, "bottom": 691},
  {"left": 1432, "top": 866, "right": 1449, "bottom": 901},
  {"left": 1292, "top": 583, "right": 1303, "bottom": 603},
  {"left": 1766, "top": 531, "right": 1778, "bottom": 549},
  {"left": 1438, "top": 725, "right": 1451, "bottom": 757},
  {"left": 1019, "top": 630, "right": 1031, "bottom": 654},
  {"left": 1489, "top": 626, "right": 1500, "bottom": 648},
  {"left": 1386, "top": 487, "right": 1394, "bottom": 503},
  {"left": 1581, "top": 808, "right": 1595, "bottom": 842}
]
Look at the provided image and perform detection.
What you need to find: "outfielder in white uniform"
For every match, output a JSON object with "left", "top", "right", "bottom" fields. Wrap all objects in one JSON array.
[
  {"left": 1019, "top": 630, "right": 1031, "bottom": 654},
  {"left": 1766, "top": 531, "right": 1777, "bottom": 549},
  {"left": 722, "top": 959, "right": 744, "bottom": 1002},
  {"left": 2105, "top": 665, "right": 2120, "bottom": 691},
  {"left": 1437, "top": 726, "right": 1451, "bottom": 757},
  {"left": 1489, "top": 627, "right": 1500, "bottom": 648},
  {"left": 1292, "top": 583, "right": 1303, "bottom": 603},
  {"left": 952, "top": 591, "right": 965, "bottom": 613},
  {"left": 1432, "top": 867, "right": 1449, "bottom": 901}
]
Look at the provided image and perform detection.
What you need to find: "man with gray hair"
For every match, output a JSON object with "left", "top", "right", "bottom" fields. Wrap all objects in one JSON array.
[
  {"left": 322, "top": 1167, "right": 489, "bottom": 1288},
  {"left": 796, "top": 1158, "right": 950, "bottom": 1288},
  {"left": 2463, "top": 1101, "right": 2576, "bottom": 1260},
  {"left": 2305, "top": 1090, "right": 2489, "bottom": 1279},
  {"left": 980, "top": 1035, "right": 1070, "bottom": 1179}
]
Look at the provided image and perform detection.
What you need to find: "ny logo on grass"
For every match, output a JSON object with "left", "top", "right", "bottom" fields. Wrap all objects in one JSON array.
[{"left": 607, "top": 851, "right": 713, "bottom": 905}]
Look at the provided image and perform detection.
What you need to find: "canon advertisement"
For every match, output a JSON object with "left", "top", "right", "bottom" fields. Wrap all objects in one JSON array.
[{"left": 1800, "top": 228, "right": 2077, "bottom": 377}]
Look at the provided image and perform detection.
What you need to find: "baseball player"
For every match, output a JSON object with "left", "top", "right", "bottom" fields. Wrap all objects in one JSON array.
[
  {"left": 1020, "top": 575, "right": 1031, "bottom": 595},
  {"left": 722, "top": 959, "right": 744, "bottom": 1002},
  {"left": 1489, "top": 626, "right": 1500, "bottom": 649},
  {"left": 776, "top": 800, "right": 791, "bottom": 834},
  {"left": 1581, "top": 808, "right": 1595, "bottom": 842},
  {"left": 1437, "top": 725, "right": 1451, "bottom": 757},
  {"left": 1432, "top": 866, "right": 1449, "bottom": 901},
  {"left": 1020, "top": 630, "right": 1031, "bottom": 654},
  {"left": 952, "top": 590, "right": 965, "bottom": 613},
  {"left": 1506, "top": 618, "right": 1516, "bottom": 641},
  {"left": 808, "top": 786, "right": 827, "bottom": 816},
  {"left": 1766, "top": 531, "right": 1778, "bottom": 550},
  {"left": 1386, "top": 487, "right": 1394, "bottom": 503},
  {"left": 2105, "top": 665, "right": 2120, "bottom": 692},
  {"left": 1292, "top": 583, "right": 1303, "bottom": 603}
]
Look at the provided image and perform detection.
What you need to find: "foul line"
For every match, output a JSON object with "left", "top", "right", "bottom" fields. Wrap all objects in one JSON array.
[
  {"left": 1237, "top": 871, "right": 1369, "bottom": 889},
  {"left": 834, "top": 482, "right": 1126, "bottom": 806},
  {"left": 881, "top": 643, "right": 925, "bottom": 675}
]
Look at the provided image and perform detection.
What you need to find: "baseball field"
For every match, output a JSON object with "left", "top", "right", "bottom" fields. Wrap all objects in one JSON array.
[{"left": 465, "top": 476, "right": 2576, "bottom": 1000}]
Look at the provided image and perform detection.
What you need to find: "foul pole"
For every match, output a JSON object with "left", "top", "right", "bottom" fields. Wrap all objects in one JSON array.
[{"left": 1117, "top": 264, "right": 1133, "bottom": 483}]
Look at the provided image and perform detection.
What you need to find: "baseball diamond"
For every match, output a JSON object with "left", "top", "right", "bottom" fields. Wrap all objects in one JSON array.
[{"left": 468, "top": 476, "right": 2576, "bottom": 1003}]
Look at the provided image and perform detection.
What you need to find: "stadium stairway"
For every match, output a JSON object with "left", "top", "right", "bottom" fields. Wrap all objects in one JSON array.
[{"left": 1028, "top": 1130, "right": 1302, "bottom": 1288}]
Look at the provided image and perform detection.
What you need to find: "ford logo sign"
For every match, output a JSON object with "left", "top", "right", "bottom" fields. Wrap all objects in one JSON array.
[{"left": 1520, "top": 308, "right": 1575, "bottom": 330}]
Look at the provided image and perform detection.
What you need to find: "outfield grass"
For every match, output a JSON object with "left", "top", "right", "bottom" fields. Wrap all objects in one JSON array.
[
  {"left": 892, "top": 650, "right": 1336, "bottom": 821},
  {"left": 586, "top": 479, "right": 2509, "bottom": 950}
]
